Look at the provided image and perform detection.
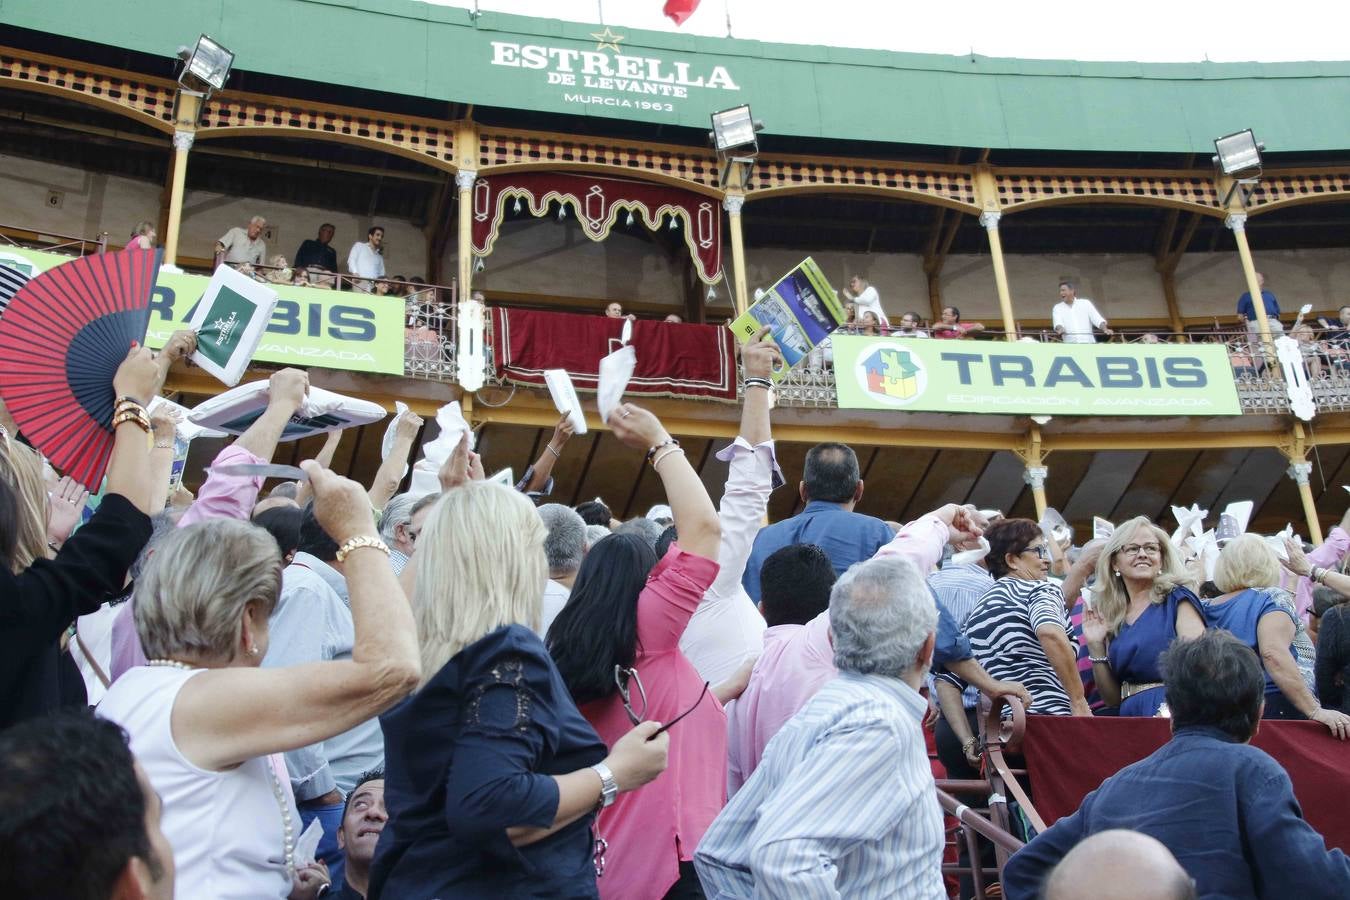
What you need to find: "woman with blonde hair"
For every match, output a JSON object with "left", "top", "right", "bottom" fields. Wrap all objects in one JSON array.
[
  {"left": 1081, "top": 516, "right": 1204, "bottom": 716},
  {"left": 368, "top": 481, "right": 670, "bottom": 899},
  {"left": 1204, "top": 533, "right": 1349, "bottom": 737},
  {"left": 100, "top": 462, "right": 421, "bottom": 899}
]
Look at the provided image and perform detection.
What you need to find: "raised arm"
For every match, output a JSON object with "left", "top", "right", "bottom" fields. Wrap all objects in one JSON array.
[
  {"left": 104, "top": 341, "right": 180, "bottom": 512},
  {"left": 171, "top": 462, "right": 422, "bottom": 771},
  {"left": 610, "top": 404, "right": 720, "bottom": 561},
  {"left": 234, "top": 368, "right": 308, "bottom": 461},
  {"left": 367, "top": 411, "right": 423, "bottom": 510},
  {"left": 703, "top": 329, "right": 779, "bottom": 603},
  {"left": 519, "top": 413, "right": 574, "bottom": 497}
]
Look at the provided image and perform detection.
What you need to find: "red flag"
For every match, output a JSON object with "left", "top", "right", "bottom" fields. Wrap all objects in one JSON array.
[{"left": 663, "top": 0, "right": 701, "bottom": 25}]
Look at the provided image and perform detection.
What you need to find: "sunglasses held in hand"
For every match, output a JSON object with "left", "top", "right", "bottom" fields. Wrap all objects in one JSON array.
[{"left": 614, "top": 665, "right": 710, "bottom": 738}]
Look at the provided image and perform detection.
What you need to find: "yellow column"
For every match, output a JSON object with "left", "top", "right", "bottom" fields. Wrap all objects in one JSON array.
[
  {"left": 972, "top": 166, "right": 1017, "bottom": 342},
  {"left": 724, "top": 192, "right": 749, "bottom": 316},
  {"left": 1285, "top": 423, "right": 1324, "bottom": 545},
  {"left": 981, "top": 211, "right": 1019, "bottom": 342},
  {"left": 1225, "top": 212, "right": 1273, "bottom": 347},
  {"left": 162, "top": 91, "right": 201, "bottom": 271},
  {"left": 1021, "top": 425, "right": 1048, "bottom": 520},
  {"left": 455, "top": 168, "right": 476, "bottom": 299}
]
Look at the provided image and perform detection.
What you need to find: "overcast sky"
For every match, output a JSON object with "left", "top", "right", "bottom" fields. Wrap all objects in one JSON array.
[{"left": 424, "top": 0, "right": 1349, "bottom": 63}]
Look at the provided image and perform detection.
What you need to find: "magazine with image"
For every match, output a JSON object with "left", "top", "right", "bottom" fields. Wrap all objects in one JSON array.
[{"left": 726, "top": 257, "right": 847, "bottom": 381}]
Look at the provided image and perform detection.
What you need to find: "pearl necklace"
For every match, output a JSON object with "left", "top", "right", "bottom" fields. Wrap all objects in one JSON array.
[
  {"left": 268, "top": 758, "right": 298, "bottom": 883},
  {"left": 145, "top": 658, "right": 296, "bottom": 882}
]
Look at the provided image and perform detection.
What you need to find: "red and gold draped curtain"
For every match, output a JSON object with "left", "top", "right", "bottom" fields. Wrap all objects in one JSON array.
[{"left": 470, "top": 172, "right": 723, "bottom": 284}]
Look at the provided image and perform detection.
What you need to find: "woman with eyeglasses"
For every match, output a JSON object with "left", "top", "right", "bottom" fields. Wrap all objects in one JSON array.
[
  {"left": 548, "top": 402, "right": 725, "bottom": 900},
  {"left": 964, "top": 518, "right": 1092, "bottom": 716},
  {"left": 367, "top": 480, "right": 671, "bottom": 899},
  {"left": 1079, "top": 516, "right": 1204, "bottom": 716}
]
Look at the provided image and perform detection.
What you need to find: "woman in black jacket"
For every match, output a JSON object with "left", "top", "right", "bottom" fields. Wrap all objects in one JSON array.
[{"left": 0, "top": 334, "right": 192, "bottom": 729}]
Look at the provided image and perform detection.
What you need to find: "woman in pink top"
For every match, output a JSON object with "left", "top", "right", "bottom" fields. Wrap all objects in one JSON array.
[{"left": 548, "top": 402, "right": 727, "bottom": 900}]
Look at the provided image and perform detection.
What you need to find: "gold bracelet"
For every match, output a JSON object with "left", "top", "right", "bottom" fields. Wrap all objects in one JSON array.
[
  {"left": 112, "top": 412, "right": 152, "bottom": 433},
  {"left": 335, "top": 534, "right": 391, "bottom": 563}
]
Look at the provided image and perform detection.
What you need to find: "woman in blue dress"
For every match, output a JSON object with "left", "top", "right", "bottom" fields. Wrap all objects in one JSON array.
[
  {"left": 1081, "top": 516, "right": 1204, "bottom": 716},
  {"left": 1202, "top": 534, "right": 1349, "bottom": 738}
]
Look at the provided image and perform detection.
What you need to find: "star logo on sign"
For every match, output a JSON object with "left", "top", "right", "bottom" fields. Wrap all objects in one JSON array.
[{"left": 591, "top": 26, "right": 624, "bottom": 53}]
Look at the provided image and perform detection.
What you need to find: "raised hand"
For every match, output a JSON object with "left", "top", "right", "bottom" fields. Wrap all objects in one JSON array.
[
  {"left": 608, "top": 404, "right": 670, "bottom": 452},
  {"left": 300, "top": 460, "right": 376, "bottom": 545}
]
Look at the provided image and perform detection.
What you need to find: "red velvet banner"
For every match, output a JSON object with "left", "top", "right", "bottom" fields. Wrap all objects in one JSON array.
[
  {"left": 470, "top": 172, "right": 723, "bottom": 284},
  {"left": 490, "top": 307, "right": 737, "bottom": 402},
  {"left": 1020, "top": 716, "right": 1350, "bottom": 850}
]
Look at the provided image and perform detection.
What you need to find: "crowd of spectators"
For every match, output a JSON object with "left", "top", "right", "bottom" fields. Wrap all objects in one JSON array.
[{"left": 6, "top": 318, "right": 1350, "bottom": 899}]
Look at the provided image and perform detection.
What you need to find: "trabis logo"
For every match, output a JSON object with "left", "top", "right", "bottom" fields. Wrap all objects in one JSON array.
[{"left": 857, "top": 343, "right": 929, "bottom": 407}]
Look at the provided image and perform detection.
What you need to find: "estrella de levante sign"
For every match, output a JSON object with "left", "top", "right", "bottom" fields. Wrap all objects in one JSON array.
[{"left": 831, "top": 335, "right": 1242, "bottom": 416}]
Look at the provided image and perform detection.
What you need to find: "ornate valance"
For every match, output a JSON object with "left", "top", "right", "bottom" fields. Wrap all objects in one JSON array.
[{"left": 471, "top": 172, "right": 722, "bottom": 284}]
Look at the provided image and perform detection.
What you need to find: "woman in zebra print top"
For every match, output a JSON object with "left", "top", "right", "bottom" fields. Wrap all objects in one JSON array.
[{"left": 964, "top": 518, "right": 1092, "bottom": 717}]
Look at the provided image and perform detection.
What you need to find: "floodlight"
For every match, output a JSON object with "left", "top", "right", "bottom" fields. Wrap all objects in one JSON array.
[
  {"left": 710, "top": 105, "right": 760, "bottom": 155},
  {"left": 178, "top": 34, "right": 234, "bottom": 93},
  {"left": 1212, "top": 129, "right": 1264, "bottom": 177}
]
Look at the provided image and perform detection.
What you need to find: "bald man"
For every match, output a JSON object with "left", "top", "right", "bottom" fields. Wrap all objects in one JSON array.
[{"left": 1044, "top": 830, "right": 1193, "bottom": 900}]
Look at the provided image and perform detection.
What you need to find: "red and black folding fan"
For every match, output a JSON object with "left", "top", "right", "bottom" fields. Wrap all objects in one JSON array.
[{"left": 0, "top": 248, "right": 161, "bottom": 488}]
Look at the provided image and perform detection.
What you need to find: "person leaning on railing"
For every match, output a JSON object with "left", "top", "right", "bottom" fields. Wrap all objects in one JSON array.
[
  {"left": 1204, "top": 534, "right": 1346, "bottom": 736},
  {"left": 1080, "top": 516, "right": 1205, "bottom": 716}
]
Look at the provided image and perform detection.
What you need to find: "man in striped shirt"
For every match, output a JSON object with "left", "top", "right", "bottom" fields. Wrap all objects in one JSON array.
[{"left": 694, "top": 555, "right": 946, "bottom": 899}]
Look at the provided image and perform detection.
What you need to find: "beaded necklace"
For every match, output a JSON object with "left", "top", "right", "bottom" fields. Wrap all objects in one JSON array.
[{"left": 146, "top": 659, "right": 297, "bottom": 882}]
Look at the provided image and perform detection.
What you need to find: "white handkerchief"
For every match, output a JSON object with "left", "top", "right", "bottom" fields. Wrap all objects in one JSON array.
[
  {"left": 379, "top": 401, "right": 412, "bottom": 481},
  {"left": 293, "top": 817, "right": 323, "bottom": 867},
  {"left": 598, "top": 344, "right": 636, "bottom": 424},
  {"left": 1093, "top": 517, "right": 1115, "bottom": 541},
  {"left": 1169, "top": 503, "right": 1208, "bottom": 546},
  {"left": 949, "top": 537, "right": 991, "bottom": 566},
  {"left": 409, "top": 402, "right": 474, "bottom": 496},
  {"left": 544, "top": 369, "right": 588, "bottom": 435}
]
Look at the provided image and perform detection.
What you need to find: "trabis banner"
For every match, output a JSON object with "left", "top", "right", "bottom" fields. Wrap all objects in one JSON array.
[
  {"left": 0, "top": 247, "right": 404, "bottom": 375},
  {"left": 831, "top": 335, "right": 1242, "bottom": 416}
]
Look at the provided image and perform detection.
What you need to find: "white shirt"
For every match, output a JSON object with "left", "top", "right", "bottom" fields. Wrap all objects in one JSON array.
[
  {"left": 849, "top": 285, "right": 890, "bottom": 327},
  {"left": 99, "top": 667, "right": 294, "bottom": 899},
  {"left": 695, "top": 672, "right": 946, "bottom": 900},
  {"left": 540, "top": 578, "right": 570, "bottom": 637},
  {"left": 1052, "top": 297, "right": 1107, "bottom": 344},
  {"left": 347, "top": 241, "right": 386, "bottom": 279},
  {"left": 679, "top": 436, "right": 774, "bottom": 685},
  {"left": 218, "top": 226, "right": 266, "bottom": 265},
  {"left": 71, "top": 602, "right": 121, "bottom": 705}
]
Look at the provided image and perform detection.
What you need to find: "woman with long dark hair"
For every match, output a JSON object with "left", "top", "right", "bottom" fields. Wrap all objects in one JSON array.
[{"left": 548, "top": 402, "right": 725, "bottom": 900}]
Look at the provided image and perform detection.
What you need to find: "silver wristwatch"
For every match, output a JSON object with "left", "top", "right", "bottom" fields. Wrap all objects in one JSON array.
[{"left": 591, "top": 762, "right": 618, "bottom": 809}]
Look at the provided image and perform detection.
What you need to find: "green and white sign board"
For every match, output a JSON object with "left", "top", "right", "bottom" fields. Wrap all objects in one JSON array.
[
  {"left": 832, "top": 335, "right": 1242, "bottom": 416},
  {"left": 0, "top": 247, "right": 405, "bottom": 376}
]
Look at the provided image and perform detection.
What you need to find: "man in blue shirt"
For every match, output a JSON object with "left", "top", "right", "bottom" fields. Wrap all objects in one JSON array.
[
  {"left": 1003, "top": 630, "right": 1350, "bottom": 900},
  {"left": 1236, "top": 271, "right": 1283, "bottom": 333},
  {"left": 742, "top": 442, "right": 892, "bottom": 601}
]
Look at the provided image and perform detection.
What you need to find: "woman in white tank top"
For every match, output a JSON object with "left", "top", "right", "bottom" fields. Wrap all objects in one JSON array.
[{"left": 100, "top": 463, "right": 420, "bottom": 899}]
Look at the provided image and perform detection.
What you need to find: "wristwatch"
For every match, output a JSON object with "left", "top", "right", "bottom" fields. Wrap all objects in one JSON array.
[{"left": 591, "top": 762, "right": 618, "bottom": 809}]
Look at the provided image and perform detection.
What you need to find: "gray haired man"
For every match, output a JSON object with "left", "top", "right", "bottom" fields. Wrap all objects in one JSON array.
[
  {"left": 537, "top": 503, "right": 587, "bottom": 637},
  {"left": 695, "top": 556, "right": 947, "bottom": 899},
  {"left": 378, "top": 493, "right": 419, "bottom": 575}
]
